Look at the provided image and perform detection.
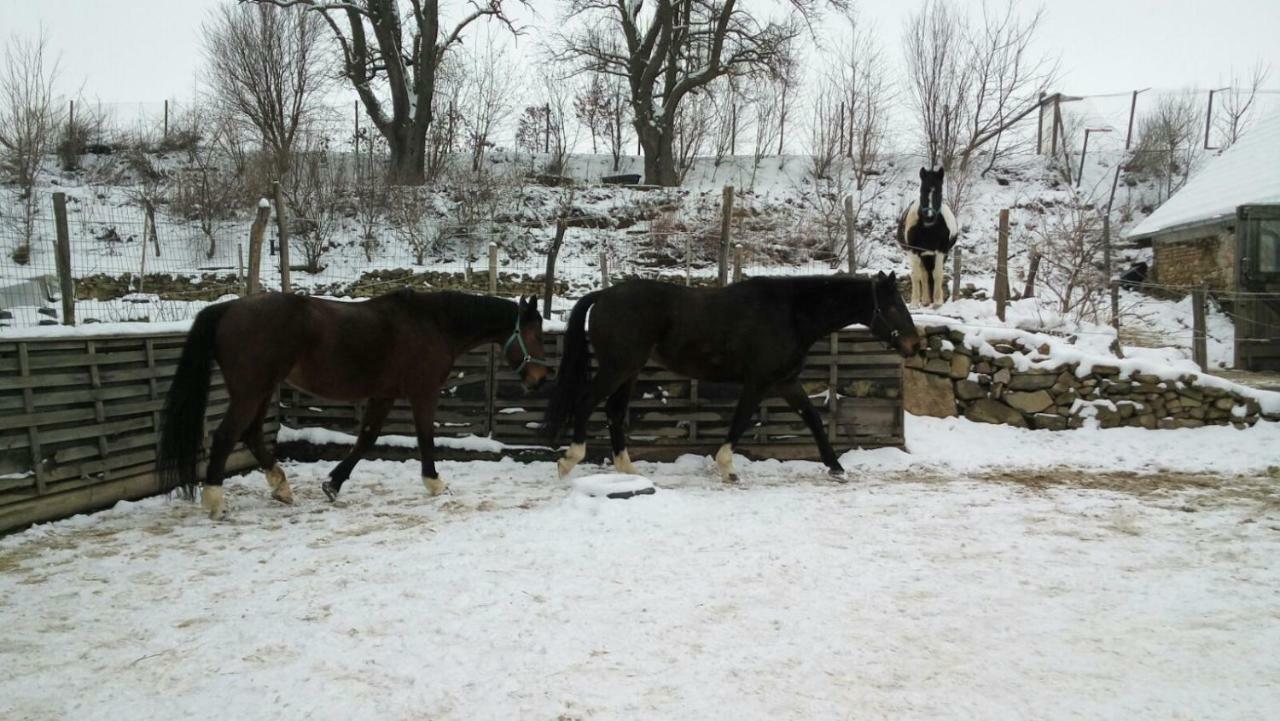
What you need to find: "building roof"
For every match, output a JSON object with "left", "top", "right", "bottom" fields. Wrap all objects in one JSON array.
[{"left": 1126, "top": 110, "right": 1280, "bottom": 240}]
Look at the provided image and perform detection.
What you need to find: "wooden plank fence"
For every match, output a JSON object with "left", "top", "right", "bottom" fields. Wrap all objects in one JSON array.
[
  {"left": 2, "top": 328, "right": 901, "bottom": 532},
  {"left": 0, "top": 332, "right": 275, "bottom": 533}
]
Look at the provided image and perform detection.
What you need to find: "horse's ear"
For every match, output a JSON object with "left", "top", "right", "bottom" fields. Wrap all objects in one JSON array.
[
  {"left": 919, "top": 167, "right": 927, "bottom": 180},
  {"left": 937, "top": 166, "right": 945, "bottom": 178},
  {"left": 888, "top": 271, "right": 897, "bottom": 281}
]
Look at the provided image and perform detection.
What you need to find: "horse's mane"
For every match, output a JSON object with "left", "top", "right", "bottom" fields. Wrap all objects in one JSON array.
[{"left": 381, "top": 289, "right": 517, "bottom": 337}]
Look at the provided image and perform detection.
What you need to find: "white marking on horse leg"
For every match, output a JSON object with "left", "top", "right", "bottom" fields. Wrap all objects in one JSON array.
[
  {"left": 423, "top": 476, "right": 449, "bottom": 496},
  {"left": 909, "top": 255, "right": 925, "bottom": 307},
  {"left": 716, "top": 443, "right": 738, "bottom": 483},
  {"left": 201, "top": 485, "right": 226, "bottom": 521},
  {"left": 613, "top": 449, "right": 638, "bottom": 474},
  {"left": 265, "top": 464, "right": 293, "bottom": 505},
  {"left": 557, "top": 442, "right": 586, "bottom": 478}
]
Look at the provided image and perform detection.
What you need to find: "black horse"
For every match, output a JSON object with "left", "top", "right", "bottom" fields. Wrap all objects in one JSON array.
[
  {"left": 544, "top": 273, "right": 921, "bottom": 482},
  {"left": 159, "top": 290, "right": 549, "bottom": 519},
  {"left": 897, "top": 167, "right": 959, "bottom": 307}
]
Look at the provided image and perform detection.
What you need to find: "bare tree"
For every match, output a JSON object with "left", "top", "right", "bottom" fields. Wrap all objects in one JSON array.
[
  {"left": 0, "top": 32, "right": 62, "bottom": 262},
  {"left": 835, "top": 10, "right": 891, "bottom": 193},
  {"left": 1217, "top": 60, "right": 1271, "bottom": 147},
  {"left": 1031, "top": 196, "right": 1106, "bottom": 323},
  {"left": 204, "top": 3, "right": 330, "bottom": 176},
  {"left": 389, "top": 186, "right": 441, "bottom": 264},
  {"left": 557, "top": 1, "right": 833, "bottom": 186},
  {"left": 458, "top": 34, "right": 518, "bottom": 173},
  {"left": 171, "top": 111, "right": 242, "bottom": 259},
  {"left": 249, "top": 0, "right": 526, "bottom": 184},
  {"left": 518, "top": 73, "right": 579, "bottom": 176},
  {"left": 286, "top": 149, "right": 345, "bottom": 273},
  {"left": 902, "top": 0, "right": 968, "bottom": 169},
  {"left": 1132, "top": 93, "right": 1201, "bottom": 202},
  {"left": 575, "top": 68, "right": 632, "bottom": 171}
]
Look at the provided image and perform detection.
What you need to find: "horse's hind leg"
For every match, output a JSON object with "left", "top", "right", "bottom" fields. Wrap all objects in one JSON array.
[
  {"left": 203, "top": 395, "right": 261, "bottom": 520},
  {"left": 559, "top": 371, "right": 631, "bottom": 478},
  {"left": 933, "top": 252, "right": 947, "bottom": 307},
  {"left": 322, "top": 397, "right": 392, "bottom": 501},
  {"left": 778, "top": 381, "right": 844, "bottom": 478},
  {"left": 605, "top": 380, "right": 638, "bottom": 474},
  {"left": 909, "top": 254, "right": 925, "bottom": 307},
  {"left": 716, "top": 387, "right": 765, "bottom": 483},
  {"left": 241, "top": 395, "right": 293, "bottom": 504}
]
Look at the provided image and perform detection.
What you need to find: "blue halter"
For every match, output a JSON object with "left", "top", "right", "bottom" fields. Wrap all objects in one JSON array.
[{"left": 503, "top": 316, "right": 548, "bottom": 375}]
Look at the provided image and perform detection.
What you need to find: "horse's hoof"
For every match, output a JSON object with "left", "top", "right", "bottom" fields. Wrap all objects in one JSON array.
[
  {"left": 271, "top": 487, "right": 295, "bottom": 505},
  {"left": 321, "top": 482, "right": 339, "bottom": 502},
  {"left": 423, "top": 476, "right": 449, "bottom": 496},
  {"left": 829, "top": 467, "right": 849, "bottom": 483},
  {"left": 724, "top": 473, "right": 740, "bottom": 484}
]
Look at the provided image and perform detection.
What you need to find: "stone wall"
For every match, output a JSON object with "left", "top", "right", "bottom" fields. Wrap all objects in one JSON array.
[
  {"left": 904, "top": 325, "right": 1278, "bottom": 430},
  {"left": 1153, "top": 228, "right": 1235, "bottom": 291}
]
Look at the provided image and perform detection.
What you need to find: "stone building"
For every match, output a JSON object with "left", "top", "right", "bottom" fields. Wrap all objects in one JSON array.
[{"left": 1126, "top": 111, "right": 1280, "bottom": 370}]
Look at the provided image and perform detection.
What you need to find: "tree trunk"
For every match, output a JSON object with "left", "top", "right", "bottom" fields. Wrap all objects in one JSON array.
[
  {"left": 387, "top": 123, "right": 427, "bottom": 185},
  {"left": 638, "top": 122, "right": 680, "bottom": 187}
]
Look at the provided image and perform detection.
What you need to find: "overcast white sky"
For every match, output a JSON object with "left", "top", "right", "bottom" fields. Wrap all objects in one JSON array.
[{"left": 3, "top": 0, "right": 1278, "bottom": 101}]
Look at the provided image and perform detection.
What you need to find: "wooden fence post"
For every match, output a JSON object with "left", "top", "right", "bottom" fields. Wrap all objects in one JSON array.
[
  {"left": 732, "top": 243, "right": 744, "bottom": 283},
  {"left": 1023, "top": 251, "right": 1040, "bottom": 299},
  {"left": 718, "top": 185, "right": 734, "bottom": 286},
  {"left": 543, "top": 220, "right": 566, "bottom": 316},
  {"left": 600, "top": 249, "right": 610, "bottom": 289},
  {"left": 247, "top": 198, "right": 271, "bottom": 295},
  {"left": 273, "top": 181, "right": 292, "bottom": 293},
  {"left": 1102, "top": 213, "right": 1124, "bottom": 358},
  {"left": 844, "top": 194, "right": 857, "bottom": 274},
  {"left": 52, "top": 192, "right": 75, "bottom": 325},
  {"left": 488, "top": 242, "right": 498, "bottom": 294},
  {"left": 237, "top": 244, "right": 245, "bottom": 295},
  {"left": 163, "top": 99, "right": 169, "bottom": 141},
  {"left": 951, "top": 248, "right": 962, "bottom": 301},
  {"left": 1192, "top": 285, "right": 1208, "bottom": 370},
  {"left": 685, "top": 235, "right": 693, "bottom": 286},
  {"left": 995, "top": 209, "right": 1009, "bottom": 321}
]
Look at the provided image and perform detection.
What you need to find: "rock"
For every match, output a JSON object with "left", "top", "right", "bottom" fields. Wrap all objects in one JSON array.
[
  {"left": 1138, "top": 414, "right": 1157, "bottom": 429},
  {"left": 1190, "top": 407, "right": 1206, "bottom": 420},
  {"left": 1032, "top": 413, "right": 1067, "bottom": 430},
  {"left": 993, "top": 368, "right": 1012, "bottom": 386},
  {"left": 949, "top": 354, "right": 972, "bottom": 379},
  {"left": 1174, "top": 418, "right": 1205, "bottom": 429},
  {"left": 1213, "top": 397, "right": 1235, "bottom": 411},
  {"left": 1117, "top": 402, "right": 1137, "bottom": 419},
  {"left": 1005, "top": 390, "right": 1054, "bottom": 414},
  {"left": 993, "top": 356, "right": 1016, "bottom": 369},
  {"left": 1092, "top": 365, "right": 1121, "bottom": 376},
  {"left": 992, "top": 383, "right": 1007, "bottom": 400},
  {"left": 965, "top": 399, "right": 1027, "bottom": 427},
  {"left": 1055, "top": 389, "right": 1079, "bottom": 406},
  {"left": 1056, "top": 405, "right": 1073, "bottom": 416},
  {"left": 1133, "top": 373, "right": 1161, "bottom": 385},
  {"left": 923, "top": 358, "right": 952, "bottom": 376},
  {"left": 1037, "top": 343, "right": 1051, "bottom": 355},
  {"left": 949, "top": 330, "right": 966, "bottom": 345},
  {"left": 924, "top": 325, "right": 951, "bottom": 336},
  {"left": 993, "top": 342, "right": 1018, "bottom": 354},
  {"left": 1203, "top": 386, "right": 1227, "bottom": 398},
  {"left": 955, "top": 379, "right": 987, "bottom": 401},
  {"left": 1097, "top": 408, "right": 1122, "bottom": 428},
  {"left": 903, "top": 368, "right": 957, "bottom": 418},
  {"left": 1068, "top": 416, "right": 1085, "bottom": 429},
  {"left": 1104, "top": 382, "right": 1133, "bottom": 395},
  {"left": 1008, "top": 372, "right": 1056, "bottom": 391},
  {"left": 975, "top": 361, "right": 994, "bottom": 374},
  {"left": 1133, "top": 383, "right": 1161, "bottom": 394},
  {"left": 1179, "top": 395, "right": 1202, "bottom": 408},
  {"left": 1167, "top": 399, "right": 1183, "bottom": 412}
]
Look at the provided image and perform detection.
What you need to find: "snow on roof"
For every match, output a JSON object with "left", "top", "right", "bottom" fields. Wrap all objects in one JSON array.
[{"left": 1127, "top": 110, "right": 1280, "bottom": 239}]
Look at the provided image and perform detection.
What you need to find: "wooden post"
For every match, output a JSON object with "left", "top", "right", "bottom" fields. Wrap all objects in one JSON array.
[
  {"left": 1036, "top": 92, "right": 1046, "bottom": 154},
  {"left": 732, "top": 243, "right": 744, "bottom": 283},
  {"left": 1125, "top": 90, "right": 1140, "bottom": 150},
  {"left": 273, "top": 181, "right": 292, "bottom": 293},
  {"left": 488, "top": 242, "right": 498, "bottom": 294},
  {"left": 52, "top": 192, "right": 75, "bottom": 325},
  {"left": 1102, "top": 214, "right": 1125, "bottom": 358},
  {"left": 1050, "top": 94, "right": 1061, "bottom": 156},
  {"left": 1023, "top": 251, "right": 1040, "bottom": 299},
  {"left": 685, "top": 235, "right": 693, "bottom": 286},
  {"left": 995, "top": 209, "right": 1009, "bottom": 321},
  {"left": 1192, "top": 285, "right": 1208, "bottom": 370},
  {"left": 599, "top": 249, "right": 610, "bottom": 289},
  {"left": 718, "top": 185, "right": 734, "bottom": 286},
  {"left": 951, "top": 248, "right": 962, "bottom": 301},
  {"left": 247, "top": 198, "right": 271, "bottom": 294},
  {"left": 844, "top": 194, "right": 857, "bottom": 274},
  {"left": 354, "top": 100, "right": 360, "bottom": 162},
  {"left": 163, "top": 99, "right": 169, "bottom": 141},
  {"left": 1077, "top": 130, "right": 1091, "bottom": 188},
  {"left": 237, "top": 244, "right": 245, "bottom": 295},
  {"left": 138, "top": 214, "right": 149, "bottom": 295},
  {"left": 543, "top": 220, "right": 566, "bottom": 316}
]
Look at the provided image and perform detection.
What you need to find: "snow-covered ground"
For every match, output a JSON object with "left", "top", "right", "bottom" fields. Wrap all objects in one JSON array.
[{"left": 3, "top": 415, "right": 1279, "bottom": 721}]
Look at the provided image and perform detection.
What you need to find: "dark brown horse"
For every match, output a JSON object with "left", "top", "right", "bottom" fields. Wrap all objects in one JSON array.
[
  {"left": 159, "top": 290, "right": 549, "bottom": 519},
  {"left": 544, "top": 273, "right": 920, "bottom": 482}
]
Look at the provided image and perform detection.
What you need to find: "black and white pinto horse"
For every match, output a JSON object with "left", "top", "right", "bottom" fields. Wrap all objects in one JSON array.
[{"left": 897, "top": 167, "right": 959, "bottom": 308}]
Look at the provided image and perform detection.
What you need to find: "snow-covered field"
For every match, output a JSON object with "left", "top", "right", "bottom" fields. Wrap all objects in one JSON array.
[{"left": 3, "top": 416, "right": 1279, "bottom": 721}]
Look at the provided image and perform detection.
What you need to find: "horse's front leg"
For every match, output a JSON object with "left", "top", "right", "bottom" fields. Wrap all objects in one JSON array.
[
  {"left": 716, "top": 387, "right": 765, "bottom": 483},
  {"left": 322, "top": 397, "right": 393, "bottom": 501},
  {"left": 409, "top": 394, "right": 448, "bottom": 496},
  {"left": 932, "top": 253, "right": 947, "bottom": 308},
  {"left": 909, "top": 254, "right": 925, "bottom": 307},
  {"left": 777, "top": 380, "right": 844, "bottom": 479}
]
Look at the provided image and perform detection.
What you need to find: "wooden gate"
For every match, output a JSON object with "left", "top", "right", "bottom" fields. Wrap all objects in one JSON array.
[{"left": 1234, "top": 205, "right": 1280, "bottom": 371}]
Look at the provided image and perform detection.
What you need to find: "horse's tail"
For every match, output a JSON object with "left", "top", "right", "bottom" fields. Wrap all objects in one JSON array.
[
  {"left": 544, "top": 290, "right": 603, "bottom": 442},
  {"left": 158, "top": 302, "right": 231, "bottom": 500}
]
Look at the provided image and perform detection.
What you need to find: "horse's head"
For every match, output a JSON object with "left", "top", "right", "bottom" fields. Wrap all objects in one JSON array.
[
  {"left": 869, "top": 271, "right": 922, "bottom": 358},
  {"left": 917, "top": 167, "right": 945, "bottom": 228},
  {"left": 505, "top": 296, "right": 550, "bottom": 390}
]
